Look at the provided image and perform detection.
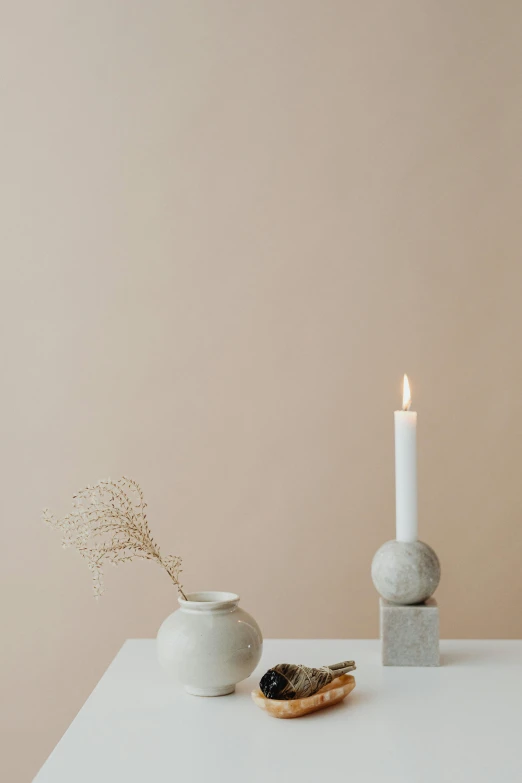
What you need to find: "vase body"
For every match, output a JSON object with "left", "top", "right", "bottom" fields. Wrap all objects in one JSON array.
[{"left": 157, "top": 591, "right": 263, "bottom": 696}]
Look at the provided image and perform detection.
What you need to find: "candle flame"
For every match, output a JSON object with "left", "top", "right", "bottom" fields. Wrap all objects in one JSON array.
[{"left": 402, "top": 374, "right": 412, "bottom": 411}]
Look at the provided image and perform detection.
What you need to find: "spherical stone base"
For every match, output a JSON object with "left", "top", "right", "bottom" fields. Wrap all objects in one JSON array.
[{"left": 371, "top": 540, "right": 441, "bottom": 605}]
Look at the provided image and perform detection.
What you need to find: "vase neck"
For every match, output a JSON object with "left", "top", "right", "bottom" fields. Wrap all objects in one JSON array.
[{"left": 178, "top": 591, "right": 239, "bottom": 614}]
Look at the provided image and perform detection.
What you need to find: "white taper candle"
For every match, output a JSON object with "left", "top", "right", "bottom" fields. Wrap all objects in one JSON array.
[{"left": 394, "top": 375, "right": 418, "bottom": 542}]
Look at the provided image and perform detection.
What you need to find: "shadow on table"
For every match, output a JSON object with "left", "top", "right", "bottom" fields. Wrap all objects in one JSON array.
[{"left": 441, "top": 649, "right": 492, "bottom": 667}]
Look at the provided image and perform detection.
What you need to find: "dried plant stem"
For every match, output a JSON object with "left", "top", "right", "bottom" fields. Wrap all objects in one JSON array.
[{"left": 43, "top": 477, "right": 186, "bottom": 599}]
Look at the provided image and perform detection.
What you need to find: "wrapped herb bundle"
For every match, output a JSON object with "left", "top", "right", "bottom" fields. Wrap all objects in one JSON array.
[{"left": 259, "top": 660, "right": 356, "bottom": 700}]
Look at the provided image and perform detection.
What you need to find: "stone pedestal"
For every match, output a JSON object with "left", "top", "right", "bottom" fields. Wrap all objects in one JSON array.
[{"left": 380, "top": 598, "right": 439, "bottom": 666}]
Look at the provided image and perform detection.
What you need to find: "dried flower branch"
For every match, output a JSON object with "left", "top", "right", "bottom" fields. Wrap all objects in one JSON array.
[{"left": 43, "top": 476, "right": 186, "bottom": 599}]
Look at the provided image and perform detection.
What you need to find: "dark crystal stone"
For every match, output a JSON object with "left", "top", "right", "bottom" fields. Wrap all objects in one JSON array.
[{"left": 259, "top": 669, "right": 288, "bottom": 700}]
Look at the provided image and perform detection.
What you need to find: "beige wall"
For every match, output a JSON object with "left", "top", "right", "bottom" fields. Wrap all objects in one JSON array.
[{"left": 2, "top": 1, "right": 522, "bottom": 779}]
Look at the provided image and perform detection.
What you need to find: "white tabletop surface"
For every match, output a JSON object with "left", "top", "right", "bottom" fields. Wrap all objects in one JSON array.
[{"left": 34, "top": 639, "right": 522, "bottom": 782}]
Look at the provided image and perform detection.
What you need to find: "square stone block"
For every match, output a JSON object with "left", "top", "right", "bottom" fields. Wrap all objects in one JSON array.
[{"left": 380, "top": 598, "right": 439, "bottom": 666}]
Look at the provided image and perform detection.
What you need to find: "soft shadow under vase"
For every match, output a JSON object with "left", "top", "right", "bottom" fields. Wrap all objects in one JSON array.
[{"left": 157, "top": 591, "right": 263, "bottom": 696}]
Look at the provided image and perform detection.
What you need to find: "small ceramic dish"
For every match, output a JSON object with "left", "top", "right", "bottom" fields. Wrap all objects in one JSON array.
[{"left": 251, "top": 673, "right": 356, "bottom": 718}]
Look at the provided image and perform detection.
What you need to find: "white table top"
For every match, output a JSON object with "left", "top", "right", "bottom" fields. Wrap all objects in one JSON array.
[{"left": 34, "top": 639, "right": 522, "bottom": 782}]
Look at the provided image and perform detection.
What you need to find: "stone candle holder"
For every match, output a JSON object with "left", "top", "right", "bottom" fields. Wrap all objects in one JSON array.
[{"left": 371, "top": 540, "right": 441, "bottom": 666}]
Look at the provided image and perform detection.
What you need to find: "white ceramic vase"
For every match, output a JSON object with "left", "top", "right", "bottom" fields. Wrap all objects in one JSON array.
[{"left": 157, "top": 591, "right": 263, "bottom": 696}]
